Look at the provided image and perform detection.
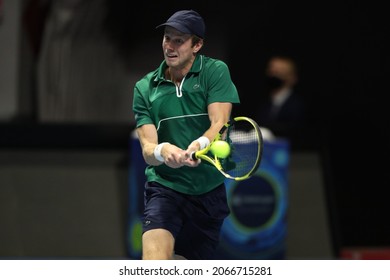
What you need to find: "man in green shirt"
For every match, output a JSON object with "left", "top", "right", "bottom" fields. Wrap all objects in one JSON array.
[{"left": 133, "top": 9, "right": 240, "bottom": 260}]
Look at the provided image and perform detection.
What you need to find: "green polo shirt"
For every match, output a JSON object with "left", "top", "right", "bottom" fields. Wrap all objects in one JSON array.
[{"left": 133, "top": 54, "right": 240, "bottom": 195}]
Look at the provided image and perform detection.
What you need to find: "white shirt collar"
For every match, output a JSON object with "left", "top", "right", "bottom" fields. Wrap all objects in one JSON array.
[{"left": 272, "top": 88, "right": 292, "bottom": 107}]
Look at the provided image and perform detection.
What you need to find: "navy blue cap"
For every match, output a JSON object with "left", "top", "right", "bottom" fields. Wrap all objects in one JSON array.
[{"left": 156, "top": 10, "right": 205, "bottom": 38}]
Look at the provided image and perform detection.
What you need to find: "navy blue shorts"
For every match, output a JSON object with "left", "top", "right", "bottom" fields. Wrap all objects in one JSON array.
[{"left": 142, "top": 181, "right": 230, "bottom": 260}]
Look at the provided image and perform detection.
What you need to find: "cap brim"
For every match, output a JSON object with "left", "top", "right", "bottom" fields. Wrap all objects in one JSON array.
[{"left": 156, "top": 22, "right": 192, "bottom": 35}]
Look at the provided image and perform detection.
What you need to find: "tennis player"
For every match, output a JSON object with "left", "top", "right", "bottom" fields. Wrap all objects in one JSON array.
[{"left": 132, "top": 9, "right": 240, "bottom": 260}]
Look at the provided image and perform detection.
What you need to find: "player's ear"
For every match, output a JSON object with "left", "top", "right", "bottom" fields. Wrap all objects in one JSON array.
[
  {"left": 192, "top": 37, "right": 203, "bottom": 54},
  {"left": 194, "top": 46, "right": 203, "bottom": 54}
]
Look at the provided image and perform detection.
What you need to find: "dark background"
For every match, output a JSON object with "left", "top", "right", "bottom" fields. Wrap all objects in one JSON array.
[
  {"left": 2, "top": 0, "right": 389, "bottom": 257},
  {"left": 108, "top": 1, "right": 390, "bottom": 249}
]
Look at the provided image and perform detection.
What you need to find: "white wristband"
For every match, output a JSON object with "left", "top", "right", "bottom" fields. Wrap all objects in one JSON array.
[
  {"left": 197, "top": 136, "right": 210, "bottom": 150},
  {"left": 154, "top": 142, "right": 169, "bottom": 162}
]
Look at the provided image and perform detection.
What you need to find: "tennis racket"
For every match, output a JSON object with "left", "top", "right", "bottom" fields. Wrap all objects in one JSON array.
[{"left": 191, "top": 116, "right": 263, "bottom": 181}]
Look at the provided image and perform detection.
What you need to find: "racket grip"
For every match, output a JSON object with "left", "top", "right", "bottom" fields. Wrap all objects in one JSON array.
[{"left": 190, "top": 151, "right": 197, "bottom": 160}]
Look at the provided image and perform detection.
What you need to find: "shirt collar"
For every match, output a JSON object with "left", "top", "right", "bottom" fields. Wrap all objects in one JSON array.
[
  {"left": 272, "top": 88, "right": 292, "bottom": 107},
  {"left": 155, "top": 55, "right": 203, "bottom": 82}
]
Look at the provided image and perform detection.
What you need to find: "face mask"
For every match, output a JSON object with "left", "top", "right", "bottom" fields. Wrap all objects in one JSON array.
[{"left": 264, "top": 76, "right": 284, "bottom": 91}]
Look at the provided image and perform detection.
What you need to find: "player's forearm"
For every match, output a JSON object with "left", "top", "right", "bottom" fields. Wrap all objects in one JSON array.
[{"left": 142, "top": 142, "right": 164, "bottom": 166}]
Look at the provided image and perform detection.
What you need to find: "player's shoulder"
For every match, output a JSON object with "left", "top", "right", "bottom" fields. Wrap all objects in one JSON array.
[
  {"left": 201, "top": 55, "right": 228, "bottom": 67},
  {"left": 135, "top": 68, "right": 159, "bottom": 89},
  {"left": 199, "top": 55, "right": 230, "bottom": 73}
]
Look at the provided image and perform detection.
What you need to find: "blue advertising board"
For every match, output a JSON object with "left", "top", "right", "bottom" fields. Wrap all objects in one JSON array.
[{"left": 215, "top": 139, "right": 289, "bottom": 259}]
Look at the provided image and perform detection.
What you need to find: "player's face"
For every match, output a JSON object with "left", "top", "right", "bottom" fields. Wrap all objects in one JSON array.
[{"left": 162, "top": 27, "right": 201, "bottom": 70}]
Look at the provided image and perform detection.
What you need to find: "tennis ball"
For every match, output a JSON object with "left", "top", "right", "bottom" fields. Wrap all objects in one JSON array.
[{"left": 210, "top": 140, "right": 231, "bottom": 158}]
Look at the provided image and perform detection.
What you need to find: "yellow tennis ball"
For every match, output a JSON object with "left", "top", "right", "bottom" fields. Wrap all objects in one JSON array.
[{"left": 210, "top": 140, "right": 231, "bottom": 158}]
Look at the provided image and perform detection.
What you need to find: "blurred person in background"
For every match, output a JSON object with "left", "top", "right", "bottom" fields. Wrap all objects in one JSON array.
[{"left": 255, "top": 55, "right": 306, "bottom": 141}]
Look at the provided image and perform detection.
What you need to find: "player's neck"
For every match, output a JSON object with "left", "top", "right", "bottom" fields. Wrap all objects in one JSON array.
[{"left": 166, "top": 67, "right": 185, "bottom": 86}]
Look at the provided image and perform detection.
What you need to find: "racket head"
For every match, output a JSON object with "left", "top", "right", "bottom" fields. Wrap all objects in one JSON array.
[
  {"left": 219, "top": 116, "right": 263, "bottom": 180},
  {"left": 192, "top": 116, "right": 263, "bottom": 181}
]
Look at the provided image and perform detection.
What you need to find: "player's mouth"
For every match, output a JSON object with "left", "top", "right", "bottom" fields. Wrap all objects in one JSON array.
[{"left": 166, "top": 52, "right": 178, "bottom": 58}]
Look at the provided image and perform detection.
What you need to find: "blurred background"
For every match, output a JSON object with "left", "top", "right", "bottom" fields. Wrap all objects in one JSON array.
[{"left": 1, "top": 0, "right": 389, "bottom": 259}]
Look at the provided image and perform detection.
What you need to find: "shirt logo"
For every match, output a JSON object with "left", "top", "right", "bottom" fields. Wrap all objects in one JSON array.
[{"left": 193, "top": 84, "right": 200, "bottom": 90}]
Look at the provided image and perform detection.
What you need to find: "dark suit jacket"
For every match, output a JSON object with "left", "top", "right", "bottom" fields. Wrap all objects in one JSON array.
[{"left": 255, "top": 91, "right": 306, "bottom": 139}]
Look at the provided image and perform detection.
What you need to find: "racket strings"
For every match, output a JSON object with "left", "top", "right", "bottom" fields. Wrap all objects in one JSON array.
[{"left": 223, "top": 123, "right": 262, "bottom": 178}]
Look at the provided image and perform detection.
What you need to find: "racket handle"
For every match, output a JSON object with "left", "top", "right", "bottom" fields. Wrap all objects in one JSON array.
[{"left": 190, "top": 151, "right": 197, "bottom": 160}]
